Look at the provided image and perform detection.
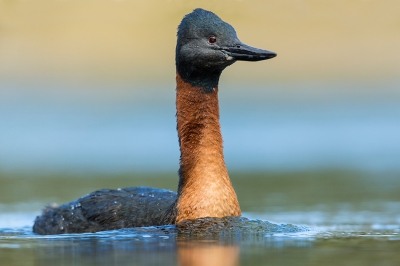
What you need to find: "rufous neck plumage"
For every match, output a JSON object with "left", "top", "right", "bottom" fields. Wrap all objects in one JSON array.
[{"left": 174, "top": 72, "right": 241, "bottom": 222}]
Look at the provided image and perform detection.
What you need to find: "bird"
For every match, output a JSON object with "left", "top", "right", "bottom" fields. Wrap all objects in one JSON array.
[{"left": 33, "top": 8, "right": 276, "bottom": 235}]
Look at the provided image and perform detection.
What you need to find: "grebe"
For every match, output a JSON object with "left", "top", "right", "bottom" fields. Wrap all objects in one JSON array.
[{"left": 33, "top": 8, "right": 276, "bottom": 235}]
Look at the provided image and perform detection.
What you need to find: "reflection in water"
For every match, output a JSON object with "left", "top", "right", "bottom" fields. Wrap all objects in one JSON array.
[
  {"left": 1, "top": 171, "right": 399, "bottom": 265},
  {"left": 0, "top": 220, "right": 399, "bottom": 266},
  {"left": 178, "top": 242, "right": 239, "bottom": 266},
  {"left": 0, "top": 218, "right": 308, "bottom": 266}
]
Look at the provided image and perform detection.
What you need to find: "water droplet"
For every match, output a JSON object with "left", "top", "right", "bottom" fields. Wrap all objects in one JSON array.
[{"left": 117, "top": 188, "right": 121, "bottom": 191}]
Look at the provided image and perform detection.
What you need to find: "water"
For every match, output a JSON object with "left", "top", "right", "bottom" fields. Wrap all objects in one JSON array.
[
  {"left": 1, "top": 210, "right": 399, "bottom": 266},
  {"left": 1, "top": 172, "right": 400, "bottom": 265},
  {"left": 1, "top": 81, "right": 400, "bottom": 265},
  {"left": 1, "top": 81, "right": 399, "bottom": 173},
  {"left": 1, "top": 207, "right": 399, "bottom": 266}
]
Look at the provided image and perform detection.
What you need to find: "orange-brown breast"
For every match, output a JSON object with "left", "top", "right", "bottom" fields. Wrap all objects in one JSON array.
[{"left": 174, "top": 72, "right": 241, "bottom": 222}]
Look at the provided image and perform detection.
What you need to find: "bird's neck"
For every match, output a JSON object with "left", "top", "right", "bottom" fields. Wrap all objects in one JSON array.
[{"left": 174, "top": 72, "right": 241, "bottom": 222}]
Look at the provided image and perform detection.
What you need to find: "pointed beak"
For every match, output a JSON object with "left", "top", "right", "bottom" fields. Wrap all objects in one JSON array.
[{"left": 221, "top": 41, "right": 276, "bottom": 61}]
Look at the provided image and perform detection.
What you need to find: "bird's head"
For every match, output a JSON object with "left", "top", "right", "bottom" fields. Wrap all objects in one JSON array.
[{"left": 176, "top": 8, "right": 276, "bottom": 89}]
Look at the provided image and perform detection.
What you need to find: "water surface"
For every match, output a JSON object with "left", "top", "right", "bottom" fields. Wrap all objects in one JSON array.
[
  {"left": 1, "top": 171, "right": 399, "bottom": 265},
  {"left": 1, "top": 81, "right": 399, "bottom": 265}
]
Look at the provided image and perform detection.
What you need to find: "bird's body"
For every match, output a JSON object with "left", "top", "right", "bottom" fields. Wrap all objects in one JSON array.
[
  {"left": 33, "top": 187, "right": 176, "bottom": 234},
  {"left": 33, "top": 8, "right": 276, "bottom": 235}
]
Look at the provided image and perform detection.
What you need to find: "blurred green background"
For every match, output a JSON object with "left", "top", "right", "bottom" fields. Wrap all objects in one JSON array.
[{"left": 0, "top": 0, "right": 399, "bottom": 210}]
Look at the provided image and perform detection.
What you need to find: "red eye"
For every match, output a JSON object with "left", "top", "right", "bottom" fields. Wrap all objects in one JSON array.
[{"left": 208, "top": 36, "right": 217, "bottom": 44}]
